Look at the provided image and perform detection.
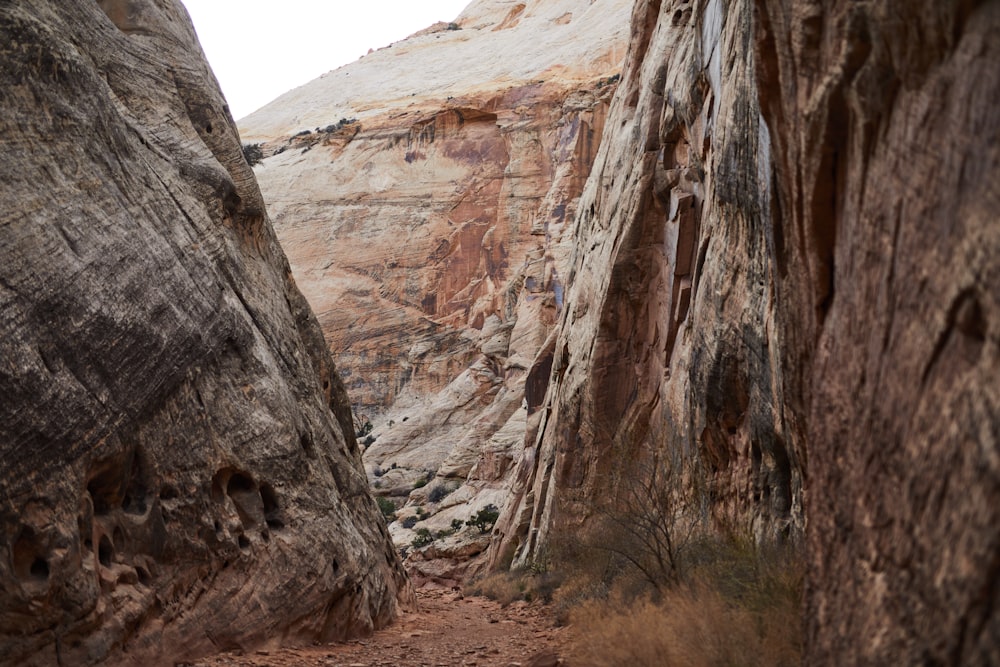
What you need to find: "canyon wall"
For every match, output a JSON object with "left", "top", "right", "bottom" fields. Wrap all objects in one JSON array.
[
  {"left": 493, "top": 0, "right": 801, "bottom": 569},
  {"left": 0, "top": 2, "right": 408, "bottom": 666},
  {"left": 241, "top": 0, "right": 633, "bottom": 580},
  {"left": 756, "top": 0, "right": 1000, "bottom": 662},
  {"left": 492, "top": 0, "right": 999, "bottom": 663}
]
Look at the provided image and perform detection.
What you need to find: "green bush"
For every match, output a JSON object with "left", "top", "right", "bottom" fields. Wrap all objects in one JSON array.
[
  {"left": 411, "top": 528, "right": 434, "bottom": 548},
  {"left": 428, "top": 484, "right": 452, "bottom": 503},
  {"left": 242, "top": 143, "right": 263, "bottom": 166},
  {"left": 376, "top": 496, "right": 396, "bottom": 520},
  {"left": 467, "top": 504, "right": 500, "bottom": 534}
]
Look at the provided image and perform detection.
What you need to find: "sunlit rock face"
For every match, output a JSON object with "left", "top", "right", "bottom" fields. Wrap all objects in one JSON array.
[
  {"left": 0, "top": 2, "right": 409, "bottom": 665},
  {"left": 240, "top": 0, "right": 632, "bottom": 578}
]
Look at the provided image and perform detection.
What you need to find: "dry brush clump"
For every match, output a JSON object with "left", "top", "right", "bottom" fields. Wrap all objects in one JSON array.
[{"left": 547, "top": 452, "right": 803, "bottom": 666}]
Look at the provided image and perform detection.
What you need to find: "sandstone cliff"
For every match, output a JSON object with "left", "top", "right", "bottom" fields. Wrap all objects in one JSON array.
[
  {"left": 756, "top": 0, "right": 1000, "bottom": 662},
  {"left": 490, "top": 0, "right": 999, "bottom": 663},
  {"left": 0, "top": 2, "right": 408, "bottom": 665},
  {"left": 240, "top": 0, "right": 632, "bottom": 580},
  {"left": 492, "top": 0, "right": 800, "bottom": 569}
]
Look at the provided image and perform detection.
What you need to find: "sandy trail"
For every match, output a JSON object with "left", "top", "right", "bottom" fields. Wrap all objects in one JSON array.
[{"left": 189, "top": 588, "right": 569, "bottom": 667}]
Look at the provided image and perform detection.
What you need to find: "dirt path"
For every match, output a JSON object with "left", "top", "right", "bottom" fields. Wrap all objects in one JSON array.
[{"left": 190, "top": 588, "right": 570, "bottom": 667}]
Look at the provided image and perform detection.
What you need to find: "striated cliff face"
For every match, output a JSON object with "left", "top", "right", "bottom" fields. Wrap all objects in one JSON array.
[
  {"left": 0, "top": 2, "right": 408, "bottom": 666},
  {"left": 492, "top": 0, "right": 999, "bottom": 662},
  {"left": 493, "top": 0, "right": 801, "bottom": 570},
  {"left": 240, "top": 0, "right": 632, "bottom": 579}
]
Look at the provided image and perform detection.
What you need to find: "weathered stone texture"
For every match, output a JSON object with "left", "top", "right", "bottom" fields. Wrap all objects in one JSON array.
[
  {"left": 0, "top": 2, "right": 408, "bottom": 665},
  {"left": 492, "top": 0, "right": 801, "bottom": 570},
  {"left": 755, "top": 0, "right": 1000, "bottom": 662},
  {"left": 493, "top": 0, "right": 999, "bottom": 662}
]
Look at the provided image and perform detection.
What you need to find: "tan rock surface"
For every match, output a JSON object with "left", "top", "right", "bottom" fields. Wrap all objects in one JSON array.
[
  {"left": 0, "top": 2, "right": 408, "bottom": 665},
  {"left": 239, "top": 0, "right": 632, "bottom": 573},
  {"left": 492, "top": 0, "right": 800, "bottom": 572}
]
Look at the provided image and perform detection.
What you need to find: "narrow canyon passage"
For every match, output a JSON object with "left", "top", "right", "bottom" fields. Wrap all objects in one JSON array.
[{"left": 188, "top": 589, "right": 568, "bottom": 667}]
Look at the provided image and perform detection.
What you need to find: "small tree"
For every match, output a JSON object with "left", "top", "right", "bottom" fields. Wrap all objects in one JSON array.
[
  {"left": 428, "top": 484, "right": 452, "bottom": 503},
  {"left": 588, "top": 453, "right": 703, "bottom": 592},
  {"left": 467, "top": 504, "right": 500, "bottom": 534}
]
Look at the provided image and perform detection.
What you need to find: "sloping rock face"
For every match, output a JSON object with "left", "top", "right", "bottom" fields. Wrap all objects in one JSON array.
[
  {"left": 755, "top": 0, "right": 1000, "bottom": 662},
  {"left": 0, "top": 2, "right": 408, "bottom": 666},
  {"left": 493, "top": 0, "right": 999, "bottom": 662},
  {"left": 240, "top": 0, "right": 631, "bottom": 577},
  {"left": 492, "top": 0, "right": 801, "bottom": 569}
]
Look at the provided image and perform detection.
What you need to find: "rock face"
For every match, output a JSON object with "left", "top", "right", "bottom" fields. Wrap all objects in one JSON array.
[
  {"left": 492, "top": 0, "right": 800, "bottom": 570},
  {"left": 0, "top": 2, "right": 408, "bottom": 666},
  {"left": 755, "top": 0, "right": 1000, "bottom": 662},
  {"left": 492, "top": 0, "right": 999, "bottom": 663},
  {"left": 240, "top": 0, "right": 632, "bottom": 578}
]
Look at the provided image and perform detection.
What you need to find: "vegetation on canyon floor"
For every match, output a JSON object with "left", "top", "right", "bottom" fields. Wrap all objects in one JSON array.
[{"left": 468, "top": 452, "right": 802, "bottom": 666}]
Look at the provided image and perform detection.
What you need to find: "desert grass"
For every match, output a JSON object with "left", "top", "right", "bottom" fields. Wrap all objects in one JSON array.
[{"left": 566, "top": 538, "right": 802, "bottom": 667}]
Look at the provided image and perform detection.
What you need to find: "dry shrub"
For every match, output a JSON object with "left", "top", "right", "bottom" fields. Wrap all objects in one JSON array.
[
  {"left": 467, "top": 568, "right": 563, "bottom": 607},
  {"left": 567, "top": 542, "right": 802, "bottom": 667},
  {"left": 466, "top": 571, "right": 525, "bottom": 607}
]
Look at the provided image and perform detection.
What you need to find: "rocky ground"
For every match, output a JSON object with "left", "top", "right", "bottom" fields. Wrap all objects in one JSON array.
[{"left": 188, "top": 588, "right": 569, "bottom": 667}]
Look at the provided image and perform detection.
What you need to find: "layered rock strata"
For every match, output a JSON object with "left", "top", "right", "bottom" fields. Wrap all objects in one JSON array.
[
  {"left": 240, "top": 0, "right": 632, "bottom": 579},
  {"left": 0, "top": 2, "right": 408, "bottom": 665}
]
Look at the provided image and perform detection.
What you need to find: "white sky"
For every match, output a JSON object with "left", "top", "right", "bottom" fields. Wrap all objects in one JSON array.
[{"left": 181, "top": 1, "right": 472, "bottom": 120}]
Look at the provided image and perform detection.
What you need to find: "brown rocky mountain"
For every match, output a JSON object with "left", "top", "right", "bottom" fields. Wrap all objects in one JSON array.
[
  {"left": 245, "top": 0, "right": 998, "bottom": 658},
  {"left": 0, "top": 2, "right": 408, "bottom": 666},
  {"left": 240, "top": 0, "right": 634, "bottom": 581}
]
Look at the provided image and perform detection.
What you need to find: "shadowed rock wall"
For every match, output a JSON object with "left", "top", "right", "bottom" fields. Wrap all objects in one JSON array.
[
  {"left": 755, "top": 0, "right": 1000, "bottom": 662},
  {"left": 492, "top": 0, "right": 801, "bottom": 569},
  {"left": 492, "top": 0, "right": 999, "bottom": 662},
  {"left": 0, "top": 2, "right": 408, "bottom": 665}
]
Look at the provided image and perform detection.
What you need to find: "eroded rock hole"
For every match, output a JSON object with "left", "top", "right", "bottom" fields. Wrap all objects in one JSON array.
[
  {"left": 300, "top": 432, "right": 315, "bottom": 456},
  {"left": 227, "top": 473, "right": 254, "bottom": 495},
  {"left": 238, "top": 534, "right": 250, "bottom": 550},
  {"left": 13, "top": 529, "right": 50, "bottom": 582},
  {"left": 30, "top": 558, "right": 49, "bottom": 580},
  {"left": 260, "top": 483, "right": 284, "bottom": 530},
  {"left": 87, "top": 470, "right": 121, "bottom": 515},
  {"left": 98, "top": 535, "right": 113, "bottom": 567}
]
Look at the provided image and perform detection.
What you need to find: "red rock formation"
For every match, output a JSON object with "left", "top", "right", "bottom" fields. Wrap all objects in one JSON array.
[
  {"left": 0, "top": 2, "right": 408, "bottom": 665},
  {"left": 492, "top": 0, "right": 801, "bottom": 572},
  {"left": 240, "top": 0, "right": 632, "bottom": 575}
]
